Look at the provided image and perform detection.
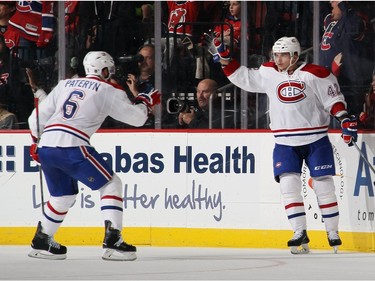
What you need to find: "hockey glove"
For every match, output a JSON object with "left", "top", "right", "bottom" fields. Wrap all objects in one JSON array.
[
  {"left": 134, "top": 89, "right": 161, "bottom": 110},
  {"left": 213, "top": 38, "right": 231, "bottom": 62},
  {"left": 30, "top": 143, "right": 40, "bottom": 164},
  {"left": 36, "top": 31, "right": 53, "bottom": 48},
  {"left": 341, "top": 116, "right": 358, "bottom": 146}
]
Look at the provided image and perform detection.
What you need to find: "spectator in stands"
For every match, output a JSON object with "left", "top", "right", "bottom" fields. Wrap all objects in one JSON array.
[
  {"left": 0, "top": 33, "right": 26, "bottom": 127},
  {"left": 0, "top": 96, "right": 17, "bottom": 129},
  {"left": 364, "top": 70, "right": 375, "bottom": 129},
  {"left": 101, "top": 44, "right": 156, "bottom": 129},
  {"left": 163, "top": 1, "right": 222, "bottom": 83},
  {"left": 319, "top": 1, "right": 372, "bottom": 116},
  {"left": 161, "top": 0, "right": 201, "bottom": 76},
  {"left": 78, "top": 2, "right": 143, "bottom": 58},
  {"left": 206, "top": 1, "right": 244, "bottom": 85},
  {"left": 213, "top": 1, "right": 242, "bottom": 53},
  {"left": 126, "top": 44, "right": 155, "bottom": 98},
  {"left": 3, "top": 1, "right": 55, "bottom": 118},
  {"left": 64, "top": 1, "right": 80, "bottom": 77},
  {"left": 138, "top": 2, "right": 153, "bottom": 23},
  {"left": 177, "top": 79, "right": 224, "bottom": 129},
  {"left": 0, "top": 1, "right": 15, "bottom": 35},
  {"left": 166, "top": 1, "right": 201, "bottom": 40},
  {"left": 4, "top": 1, "right": 55, "bottom": 60},
  {"left": 126, "top": 44, "right": 156, "bottom": 128},
  {"left": 137, "top": 2, "right": 154, "bottom": 41}
]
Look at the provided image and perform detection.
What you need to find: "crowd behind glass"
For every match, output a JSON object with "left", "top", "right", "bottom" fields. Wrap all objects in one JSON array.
[{"left": 0, "top": 1, "right": 373, "bottom": 130}]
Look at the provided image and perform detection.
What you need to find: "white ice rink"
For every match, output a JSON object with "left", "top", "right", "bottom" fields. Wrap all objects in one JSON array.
[{"left": 1, "top": 246, "right": 374, "bottom": 280}]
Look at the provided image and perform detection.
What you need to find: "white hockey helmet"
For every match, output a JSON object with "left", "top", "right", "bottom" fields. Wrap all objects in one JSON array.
[
  {"left": 83, "top": 51, "right": 115, "bottom": 80},
  {"left": 272, "top": 36, "right": 301, "bottom": 57}
]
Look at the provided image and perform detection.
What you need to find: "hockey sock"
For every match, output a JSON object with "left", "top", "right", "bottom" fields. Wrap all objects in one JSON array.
[
  {"left": 99, "top": 174, "right": 124, "bottom": 230},
  {"left": 41, "top": 195, "right": 76, "bottom": 236},
  {"left": 280, "top": 173, "right": 307, "bottom": 232},
  {"left": 311, "top": 176, "right": 339, "bottom": 232}
]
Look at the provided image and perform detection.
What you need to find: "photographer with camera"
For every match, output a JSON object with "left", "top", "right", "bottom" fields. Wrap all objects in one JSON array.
[
  {"left": 101, "top": 44, "right": 156, "bottom": 129},
  {"left": 175, "top": 79, "right": 222, "bottom": 129},
  {"left": 126, "top": 44, "right": 155, "bottom": 98}
]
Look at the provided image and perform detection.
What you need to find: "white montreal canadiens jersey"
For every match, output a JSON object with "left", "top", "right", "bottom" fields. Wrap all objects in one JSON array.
[
  {"left": 28, "top": 76, "right": 148, "bottom": 147},
  {"left": 226, "top": 62, "right": 346, "bottom": 146}
]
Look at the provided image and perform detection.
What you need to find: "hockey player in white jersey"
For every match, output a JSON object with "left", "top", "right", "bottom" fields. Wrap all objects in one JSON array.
[
  {"left": 27, "top": 51, "right": 161, "bottom": 260},
  {"left": 213, "top": 36, "right": 358, "bottom": 254}
]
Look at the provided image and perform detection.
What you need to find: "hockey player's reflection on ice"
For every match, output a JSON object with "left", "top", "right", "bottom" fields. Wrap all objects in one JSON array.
[{"left": 124, "top": 180, "right": 225, "bottom": 221}]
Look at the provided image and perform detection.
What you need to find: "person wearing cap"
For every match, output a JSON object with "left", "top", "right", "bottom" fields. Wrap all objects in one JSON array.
[{"left": 212, "top": 36, "right": 358, "bottom": 254}]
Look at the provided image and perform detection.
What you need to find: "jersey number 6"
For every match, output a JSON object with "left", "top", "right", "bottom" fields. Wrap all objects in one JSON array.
[{"left": 62, "top": 90, "right": 85, "bottom": 119}]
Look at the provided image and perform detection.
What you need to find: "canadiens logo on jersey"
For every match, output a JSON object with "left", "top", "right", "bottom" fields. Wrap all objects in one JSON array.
[
  {"left": 16, "top": 1, "right": 33, "bottom": 13},
  {"left": 321, "top": 22, "right": 336, "bottom": 51},
  {"left": 276, "top": 81, "right": 306, "bottom": 103}
]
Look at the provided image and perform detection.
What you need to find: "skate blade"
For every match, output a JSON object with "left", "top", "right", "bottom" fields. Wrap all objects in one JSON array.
[
  {"left": 28, "top": 249, "right": 67, "bottom": 260},
  {"left": 290, "top": 243, "right": 310, "bottom": 255},
  {"left": 102, "top": 248, "right": 137, "bottom": 261}
]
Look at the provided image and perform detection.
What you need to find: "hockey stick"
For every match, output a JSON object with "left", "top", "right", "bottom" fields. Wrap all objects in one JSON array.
[
  {"left": 348, "top": 112, "right": 375, "bottom": 177},
  {"left": 334, "top": 112, "right": 375, "bottom": 184},
  {"left": 34, "top": 97, "right": 45, "bottom": 214},
  {"left": 352, "top": 141, "right": 375, "bottom": 176}
]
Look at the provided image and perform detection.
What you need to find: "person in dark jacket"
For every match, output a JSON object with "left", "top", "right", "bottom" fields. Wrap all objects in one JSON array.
[
  {"left": 178, "top": 79, "right": 223, "bottom": 129},
  {"left": 319, "top": 1, "right": 372, "bottom": 115}
]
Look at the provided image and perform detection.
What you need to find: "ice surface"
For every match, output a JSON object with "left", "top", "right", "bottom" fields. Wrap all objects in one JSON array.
[{"left": 0, "top": 246, "right": 374, "bottom": 280}]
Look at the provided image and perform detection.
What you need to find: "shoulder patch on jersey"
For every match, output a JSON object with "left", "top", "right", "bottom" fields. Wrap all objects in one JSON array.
[{"left": 300, "top": 64, "right": 330, "bottom": 78}]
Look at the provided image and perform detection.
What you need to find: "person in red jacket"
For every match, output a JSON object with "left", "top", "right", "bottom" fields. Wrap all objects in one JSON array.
[
  {"left": 213, "top": 1, "right": 242, "bottom": 52},
  {"left": 4, "top": 1, "right": 55, "bottom": 51}
]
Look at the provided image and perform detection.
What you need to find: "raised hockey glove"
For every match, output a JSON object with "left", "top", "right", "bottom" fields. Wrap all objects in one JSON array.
[
  {"left": 134, "top": 89, "right": 161, "bottom": 110},
  {"left": 341, "top": 116, "right": 358, "bottom": 146},
  {"left": 213, "top": 38, "right": 231, "bottom": 62},
  {"left": 36, "top": 31, "right": 53, "bottom": 48},
  {"left": 30, "top": 143, "right": 40, "bottom": 164}
]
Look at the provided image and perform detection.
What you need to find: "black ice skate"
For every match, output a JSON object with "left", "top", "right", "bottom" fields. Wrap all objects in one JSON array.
[
  {"left": 327, "top": 231, "right": 342, "bottom": 254},
  {"left": 102, "top": 220, "right": 137, "bottom": 261},
  {"left": 28, "top": 221, "right": 67, "bottom": 260},
  {"left": 287, "top": 230, "right": 310, "bottom": 254}
]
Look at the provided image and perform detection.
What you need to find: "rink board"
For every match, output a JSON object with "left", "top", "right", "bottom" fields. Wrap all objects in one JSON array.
[{"left": 0, "top": 130, "right": 375, "bottom": 251}]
